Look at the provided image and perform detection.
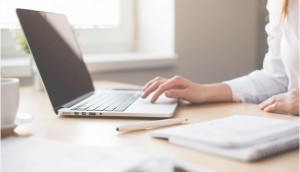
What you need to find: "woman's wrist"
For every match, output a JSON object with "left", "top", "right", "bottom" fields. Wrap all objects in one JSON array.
[{"left": 200, "top": 83, "right": 233, "bottom": 103}]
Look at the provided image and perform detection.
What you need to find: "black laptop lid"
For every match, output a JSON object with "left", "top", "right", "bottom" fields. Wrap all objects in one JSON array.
[{"left": 16, "top": 9, "right": 95, "bottom": 113}]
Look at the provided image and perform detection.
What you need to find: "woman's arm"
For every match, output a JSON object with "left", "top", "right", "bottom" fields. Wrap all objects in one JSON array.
[{"left": 142, "top": 75, "right": 232, "bottom": 103}]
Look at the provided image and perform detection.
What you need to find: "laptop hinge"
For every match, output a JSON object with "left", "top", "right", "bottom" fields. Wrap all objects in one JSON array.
[{"left": 55, "top": 91, "right": 95, "bottom": 112}]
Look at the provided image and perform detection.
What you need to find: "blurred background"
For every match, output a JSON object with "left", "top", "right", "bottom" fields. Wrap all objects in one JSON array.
[{"left": 1, "top": 0, "right": 268, "bottom": 86}]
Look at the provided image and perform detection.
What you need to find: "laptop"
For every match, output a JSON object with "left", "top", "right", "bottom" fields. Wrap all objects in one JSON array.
[{"left": 16, "top": 8, "right": 178, "bottom": 118}]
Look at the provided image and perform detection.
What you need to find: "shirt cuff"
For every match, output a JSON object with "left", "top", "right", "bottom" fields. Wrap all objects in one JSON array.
[{"left": 223, "top": 78, "right": 247, "bottom": 103}]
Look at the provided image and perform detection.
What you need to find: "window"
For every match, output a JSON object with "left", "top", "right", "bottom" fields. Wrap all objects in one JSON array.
[
  {"left": 1, "top": 0, "right": 120, "bottom": 28},
  {"left": 1, "top": 0, "right": 176, "bottom": 77},
  {"left": 1, "top": 0, "right": 134, "bottom": 58}
]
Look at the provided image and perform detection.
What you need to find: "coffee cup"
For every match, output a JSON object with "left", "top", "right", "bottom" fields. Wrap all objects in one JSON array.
[{"left": 1, "top": 78, "right": 20, "bottom": 126}]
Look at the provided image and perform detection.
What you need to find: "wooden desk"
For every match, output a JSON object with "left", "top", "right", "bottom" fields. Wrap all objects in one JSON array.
[{"left": 15, "top": 81, "right": 299, "bottom": 172}]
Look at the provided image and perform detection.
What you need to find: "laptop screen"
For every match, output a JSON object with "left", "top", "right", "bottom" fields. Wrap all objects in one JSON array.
[{"left": 17, "top": 9, "right": 94, "bottom": 112}]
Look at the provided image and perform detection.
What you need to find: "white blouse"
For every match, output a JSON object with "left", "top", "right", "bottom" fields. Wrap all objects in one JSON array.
[{"left": 225, "top": 0, "right": 299, "bottom": 104}]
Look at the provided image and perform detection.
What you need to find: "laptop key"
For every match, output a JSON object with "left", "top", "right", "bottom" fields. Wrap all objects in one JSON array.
[
  {"left": 85, "top": 107, "right": 97, "bottom": 111},
  {"left": 114, "top": 107, "right": 127, "bottom": 111},
  {"left": 104, "top": 108, "right": 115, "bottom": 111},
  {"left": 95, "top": 106, "right": 107, "bottom": 111},
  {"left": 76, "top": 107, "right": 87, "bottom": 111}
]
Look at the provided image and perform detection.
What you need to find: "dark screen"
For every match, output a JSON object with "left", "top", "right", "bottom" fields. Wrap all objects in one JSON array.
[{"left": 17, "top": 9, "right": 94, "bottom": 112}]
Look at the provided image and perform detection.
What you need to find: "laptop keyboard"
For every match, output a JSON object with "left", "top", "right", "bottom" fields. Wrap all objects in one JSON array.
[{"left": 71, "top": 92, "right": 140, "bottom": 112}]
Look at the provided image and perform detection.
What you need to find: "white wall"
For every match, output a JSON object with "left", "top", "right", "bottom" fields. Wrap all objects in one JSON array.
[
  {"left": 92, "top": 0, "right": 267, "bottom": 85},
  {"left": 136, "top": 0, "right": 174, "bottom": 54}
]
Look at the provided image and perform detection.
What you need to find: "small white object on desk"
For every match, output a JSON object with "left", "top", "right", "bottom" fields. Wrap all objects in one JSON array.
[
  {"left": 116, "top": 118, "right": 188, "bottom": 132},
  {"left": 1, "top": 113, "right": 33, "bottom": 136}
]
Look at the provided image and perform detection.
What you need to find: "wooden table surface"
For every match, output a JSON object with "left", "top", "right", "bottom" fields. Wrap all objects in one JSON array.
[{"left": 12, "top": 80, "right": 300, "bottom": 172}]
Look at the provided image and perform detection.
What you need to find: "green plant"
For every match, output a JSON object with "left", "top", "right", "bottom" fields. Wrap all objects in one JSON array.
[
  {"left": 10, "top": 29, "right": 30, "bottom": 54},
  {"left": 10, "top": 28, "right": 81, "bottom": 55}
]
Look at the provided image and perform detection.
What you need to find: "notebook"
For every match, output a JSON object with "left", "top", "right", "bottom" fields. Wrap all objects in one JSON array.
[
  {"left": 151, "top": 115, "right": 299, "bottom": 161},
  {"left": 2, "top": 136, "right": 211, "bottom": 172},
  {"left": 16, "top": 8, "right": 178, "bottom": 118},
  {"left": 2, "top": 136, "right": 150, "bottom": 172}
]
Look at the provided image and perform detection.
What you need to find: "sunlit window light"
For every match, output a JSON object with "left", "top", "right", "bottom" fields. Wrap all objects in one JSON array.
[{"left": 0, "top": 0, "right": 120, "bottom": 29}]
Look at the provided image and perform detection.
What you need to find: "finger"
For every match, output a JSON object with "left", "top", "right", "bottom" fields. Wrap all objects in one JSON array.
[
  {"left": 142, "top": 76, "right": 165, "bottom": 90},
  {"left": 151, "top": 76, "right": 182, "bottom": 103},
  {"left": 142, "top": 80, "right": 166, "bottom": 99},
  {"left": 263, "top": 102, "right": 286, "bottom": 113},
  {"left": 142, "top": 76, "right": 165, "bottom": 91},
  {"left": 259, "top": 96, "right": 276, "bottom": 110}
]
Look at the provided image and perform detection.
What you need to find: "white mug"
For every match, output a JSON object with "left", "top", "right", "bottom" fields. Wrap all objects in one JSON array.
[{"left": 1, "top": 78, "right": 20, "bottom": 126}]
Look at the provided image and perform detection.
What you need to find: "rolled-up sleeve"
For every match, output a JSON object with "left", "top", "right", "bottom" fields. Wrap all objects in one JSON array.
[{"left": 224, "top": 0, "right": 288, "bottom": 104}]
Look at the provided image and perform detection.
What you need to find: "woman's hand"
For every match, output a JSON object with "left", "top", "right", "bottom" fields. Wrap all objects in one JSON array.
[
  {"left": 259, "top": 89, "right": 299, "bottom": 116},
  {"left": 142, "top": 75, "right": 233, "bottom": 103},
  {"left": 142, "top": 75, "right": 204, "bottom": 103}
]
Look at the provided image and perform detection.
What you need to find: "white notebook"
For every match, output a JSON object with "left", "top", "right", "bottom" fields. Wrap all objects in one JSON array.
[
  {"left": 2, "top": 136, "right": 211, "bottom": 172},
  {"left": 151, "top": 115, "right": 299, "bottom": 161}
]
